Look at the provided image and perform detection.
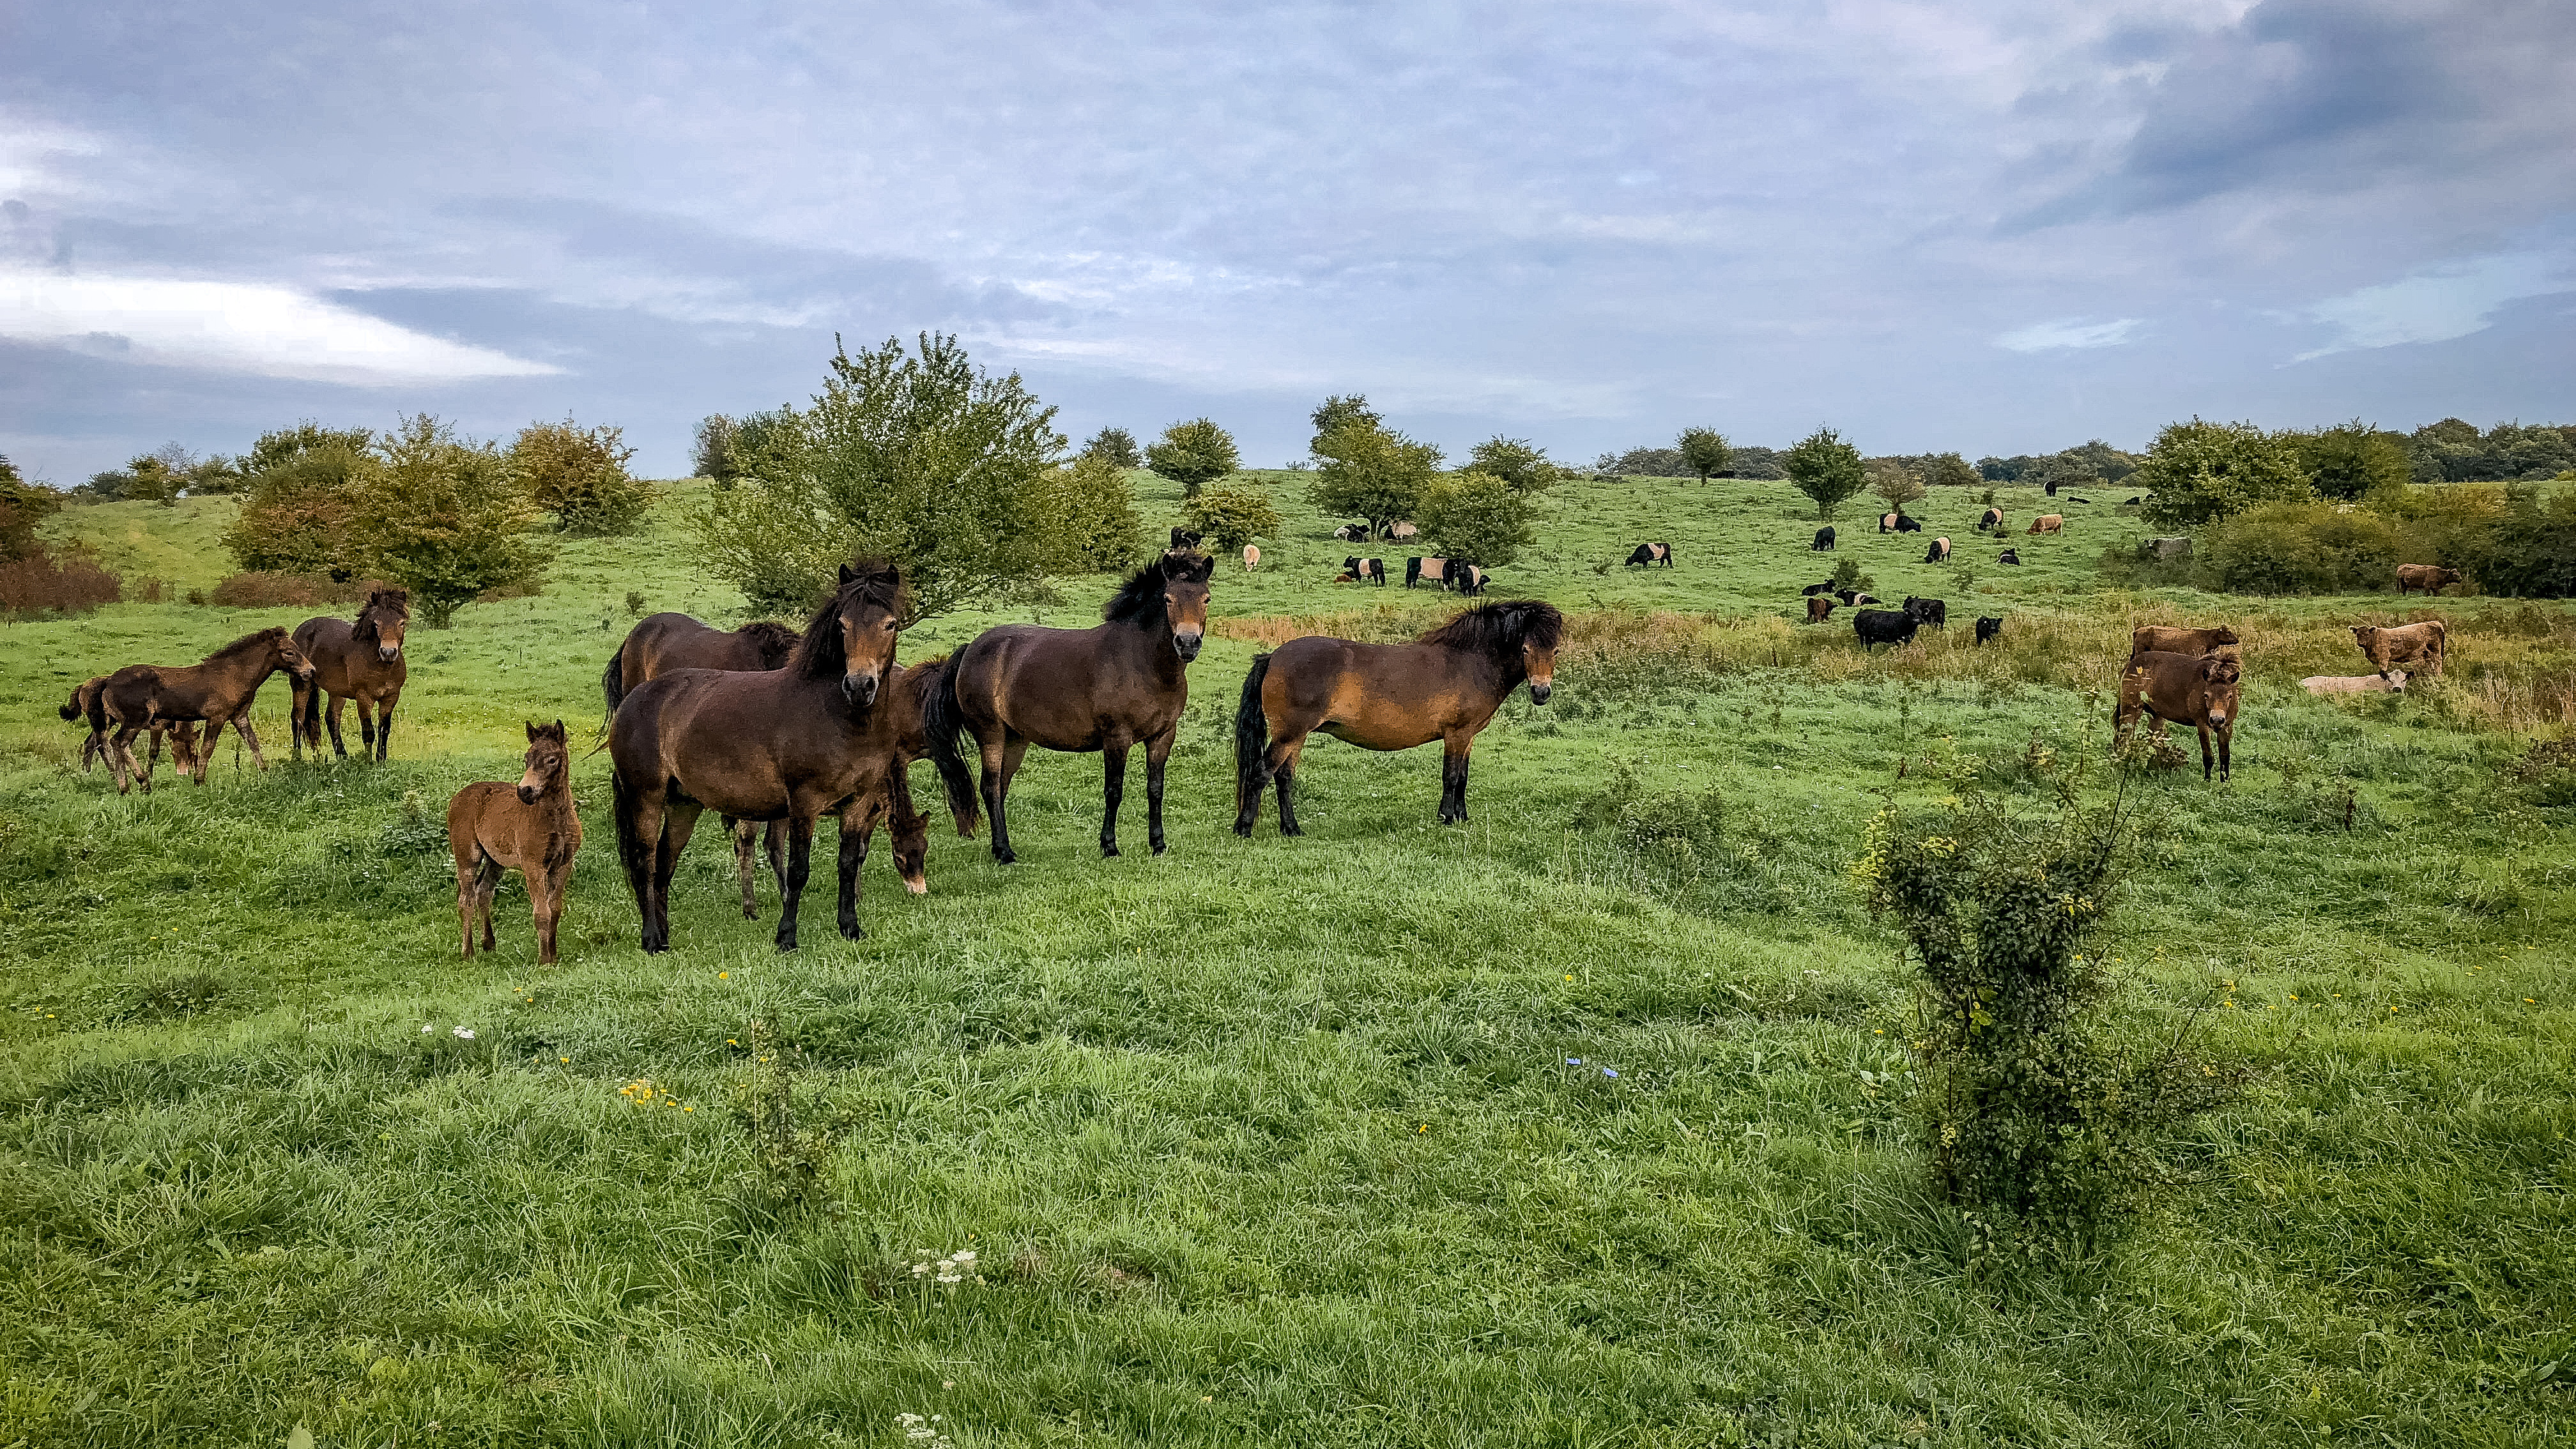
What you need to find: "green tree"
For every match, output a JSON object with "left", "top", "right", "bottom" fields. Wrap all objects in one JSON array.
[
  {"left": 1180, "top": 484, "right": 1282, "bottom": 553},
  {"left": 248, "top": 422, "right": 372, "bottom": 477},
  {"left": 1868, "top": 458, "right": 1926, "bottom": 513},
  {"left": 1677, "top": 427, "right": 1731, "bottom": 482},
  {"left": 1784, "top": 426, "right": 1868, "bottom": 520},
  {"left": 2136, "top": 418, "right": 2312, "bottom": 531},
  {"left": 1416, "top": 470, "right": 1535, "bottom": 568},
  {"left": 1144, "top": 418, "right": 1239, "bottom": 498},
  {"left": 703, "top": 333, "right": 1064, "bottom": 622},
  {"left": 512, "top": 417, "right": 652, "bottom": 535},
  {"left": 1924, "top": 452, "right": 1981, "bottom": 489},
  {"left": 2481, "top": 484, "right": 2576, "bottom": 597},
  {"left": 692, "top": 415, "right": 742, "bottom": 483},
  {"left": 0, "top": 456, "right": 61, "bottom": 560},
  {"left": 1307, "top": 420, "right": 1442, "bottom": 537},
  {"left": 1467, "top": 436, "right": 1560, "bottom": 493},
  {"left": 1031, "top": 454, "right": 1145, "bottom": 572},
  {"left": 222, "top": 442, "right": 372, "bottom": 578},
  {"left": 350, "top": 415, "right": 551, "bottom": 627},
  {"left": 2298, "top": 421, "right": 2412, "bottom": 502},
  {"left": 1080, "top": 426, "right": 1141, "bottom": 468},
  {"left": 1309, "top": 394, "right": 1381, "bottom": 450}
]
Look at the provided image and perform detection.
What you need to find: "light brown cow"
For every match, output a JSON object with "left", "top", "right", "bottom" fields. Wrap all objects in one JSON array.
[
  {"left": 2117, "top": 650, "right": 2241, "bottom": 781},
  {"left": 2130, "top": 624, "right": 2239, "bottom": 663},
  {"left": 1243, "top": 544, "right": 1261, "bottom": 572},
  {"left": 2029, "top": 514, "right": 2064, "bottom": 534},
  {"left": 2301, "top": 672, "right": 2407, "bottom": 695},
  {"left": 1805, "top": 595, "right": 1836, "bottom": 624},
  {"left": 2396, "top": 564, "right": 2462, "bottom": 595},
  {"left": 2352, "top": 620, "right": 2446, "bottom": 679}
]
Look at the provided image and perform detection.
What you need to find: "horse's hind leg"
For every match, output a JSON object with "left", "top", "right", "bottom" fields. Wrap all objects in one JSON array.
[
  {"left": 615, "top": 782, "right": 668, "bottom": 953},
  {"left": 727, "top": 816, "right": 761, "bottom": 917},
  {"left": 977, "top": 730, "right": 1026, "bottom": 865},
  {"left": 1269, "top": 736, "right": 1308, "bottom": 836},
  {"left": 654, "top": 801, "right": 705, "bottom": 949},
  {"left": 478, "top": 857, "right": 504, "bottom": 950},
  {"left": 110, "top": 724, "right": 146, "bottom": 795},
  {"left": 454, "top": 851, "right": 482, "bottom": 958},
  {"left": 289, "top": 681, "right": 312, "bottom": 762},
  {"left": 323, "top": 695, "right": 350, "bottom": 759},
  {"left": 1100, "top": 743, "right": 1130, "bottom": 857}
]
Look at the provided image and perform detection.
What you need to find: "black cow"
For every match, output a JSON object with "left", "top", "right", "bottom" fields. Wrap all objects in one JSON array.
[
  {"left": 2123, "top": 496, "right": 2142, "bottom": 506},
  {"left": 1975, "top": 615, "right": 2004, "bottom": 645},
  {"left": 2045, "top": 480, "right": 2059, "bottom": 497},
  {"left": 1977, "top": 507, "right": 2004, "bottom": 532},
  {"left": 1813, "top": 526, "right": 1836, "bottom": 551},
  {"left": 1453, "top": 563, "right": 1490, "bottom": 595},
  {"left": 1332, "top": 523, "right": 1369, "bottom": 543},
  {"left": 1836, "top": 588, "right": 1880, "bottom": 606},
  {"left": 1343, "top": 555, "right": 1386, "bottom": 586},
  {"left": 1800, "top": 582, "right": 1837, "bottom": 597},
  {"left": 1903, "top": 595, "right": 1947, "bottom": 630},
  {"left": 1169, "top": 527, "right": 1204, "bottom": 551},
  {"left": 1623, "top": 542, "right": 1675, "bottom": 568},
  {"left": 1853, "top": 609, "right": 1920, "bottom": 652},
  {"left": 2067, "top": 496, "right": 2092, "bottom": 504},
  {"left": 1997, "top": 548, "right": 2021, "bottom": 565},
  {"left": 1894, "top": 514, "right": 1924, "bottom": 533}
]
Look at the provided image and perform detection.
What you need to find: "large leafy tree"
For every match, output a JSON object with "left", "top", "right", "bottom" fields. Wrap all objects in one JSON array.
[
  {"left": 249, "top": 422, "right": 373, "bottom": 476},
  {"left": 513, "top": 417, "right": 652, "bottom": 535},
  {"left": 1677, "top": 427, "right": 1731, "bottom": 482},
  {"left": 1309, "top": 394, "right": 1381, "bottom": 450},
  {"left": 704, "top": 332, "right": 1065, "bottom": 622},
  {"left": 2298, "top": 421, "right": 2412, "bottom": 502},
  {"left": 1307, "top": 420, "right": 1443, "bottom": 537},
  {"left": 1080, "top": 426, "right": 1141, "bottom": 468},
  {"left": 1416, "top": 470, "right": 1535, "bottom": 568},
  {"left": 222, "top": 442, "right": 372, "bottom": 578},
  {"left": 351, "top": 415, "right": 552, "bottom": 627},
  {"left": 691, "top": 415, "right": 742, "bottom": 482},
  {"left": 2136, "top": 418, "right": 2312, "bottom": 530},
  {"left": 1785, "top": 427, "right": 1869, "bottom": 519},
  {"left": 1144, "top": 418, "right": 1239, "bottom": 498},
  {"left": 1030, "top": 454, "right": 1146, "bottom": 572},
  {"left": 1868, "top": 459, "right": 1926, "bottom": 512},
  {"left": 1466, "top": 436, "right": 1560, "bottom": 493}
]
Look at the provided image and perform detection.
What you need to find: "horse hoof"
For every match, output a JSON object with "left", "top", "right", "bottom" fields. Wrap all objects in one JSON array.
[
  {"left": 840, "top": 924, "right": 865, "bottom": 940},
  {"left": 993, "top": 850, "right": 1016, "bottom": 866},
  {"left": 1231, "top": 820, "right": 1254, "bottom": 838},
  {"left": 1282, "top": 825, "right": 1303, "bottom": 837},
  {"left": 1150, "top": 839, "right": 1166, "bottom": 855},
  {"left": 1101, "top": 843, "right": 1119, "bottom": 858}
]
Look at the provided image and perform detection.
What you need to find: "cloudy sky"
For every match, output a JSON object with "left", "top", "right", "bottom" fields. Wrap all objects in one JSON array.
[{"left": 4, "top": 0, "right": 2572, "bottom": 482}]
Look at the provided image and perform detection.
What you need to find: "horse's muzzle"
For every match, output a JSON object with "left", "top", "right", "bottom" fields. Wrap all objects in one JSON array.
[
  {"left": 516, "top": 785, "right": 539, "bottom": 804},
  {"left": 1529, "top": 682, "right": 1553, "bottom": 705},
  {"left": 1174, "top": 631, "right": 1203, "bottom": 662},
  {"left": 842, "top": 672, "right": 882, "bottom": 707},
  {"left": 378, "top": 645, "right": 400, "bottom": 663}
]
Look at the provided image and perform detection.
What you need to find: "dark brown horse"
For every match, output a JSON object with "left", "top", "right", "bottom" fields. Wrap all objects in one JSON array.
[
  {"left": 1232, "top": 599, "right": 1560, "bottom": 834},
  {"left": 923, "top": 551, "right": 1214, "bottom": 862},
  {"left": 291, "top": 588, "right": 411, "bottom": 762},
  {"left": 95, "top": 628, "right": 316, "bottom": 793},
  {"left": 447, "top": 721, "right": 582, "bottom": 965},
  {"left": 63, "top": 675, "right": 202, "bottom": 779},
  {"left": 610, "top": 562, "right": 908, "bottom": 952},
  {"left": 602, "top": 611, "right": 803, "bottom": 915}
]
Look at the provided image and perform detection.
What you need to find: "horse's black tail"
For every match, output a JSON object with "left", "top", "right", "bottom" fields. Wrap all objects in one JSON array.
[
  {"left": 57, "top": 684, "right": 85, "bottom": 723},
  {"left": 1234, "top": 652, "right": 1274, "bottom": 814},
  {"left": 917, "top": 656, "right": 981, "bottom": 836},
  {"left": 600, "top": 649, "right": 627, "bottom": 718}
]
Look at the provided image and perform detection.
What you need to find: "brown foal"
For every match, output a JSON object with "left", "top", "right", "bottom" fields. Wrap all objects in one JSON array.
[
  {"left": 63, "top": 674, "right": 203, "bottom": 779},
  {"left": 447, "top": 721, "right": 583, "bottom": 965},
  {"left": 95, "top": 627, "right": 316, "bottom": 794}
]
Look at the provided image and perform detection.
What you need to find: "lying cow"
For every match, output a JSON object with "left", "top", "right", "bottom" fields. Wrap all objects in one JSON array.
[
  {"left": 2396, "top": 564, "right": 2462, "bottom": 596},
  {"left": 2029, "top": 514, "right": 2064, "bottom": 534},
  {"left": 1997, "top": 548, "right": 2021, "bottom": 565},
  {"left": 1903, "top": 595, "right": 1947, "bottom": 630},
  {"left": 1974, "top": 615, "right": 2004, "bottom": 645},
  {"left": 2352, "top": 620, "right": 2445, "bottom": 679},
  {"left": 1853, "top": 608, "right": 1919, "bottom": 652},
  {"left": 2117, "top": 650, "right": 2241, "bottom": 781},
  {"left": 1835, "top": 588, "right": 1882, "bottom": 606},
  {"left": 1800, "top": 582, "right": 1837, "bottom": 597},
  {"left": 1813, "top": 526, "right": 1836, "bottom": 551},
  {"left": 1805, "top": 595, "right": 1836, "bottom": 624},
  {"left": 1924, "top": 537, "right": 1951, "bottom": 564},
  {"left": 1169, "top": 527, "right": 1203, "bottom": 551},
  {"left": 1624, "top": 542, "right": 1675, "bottom": 568},
  {"left": 1333, "top": 523, "right": 1369, "bottom": 543},
  {"left": 2301, "top": 671, "right": 2407, "bottom": 695},
  {"left": 2131, "top": 624, "right": 2239, "bottom": 662},
  {"left": 1343, "top": 555, "right": 1386, "bottom": 586}
]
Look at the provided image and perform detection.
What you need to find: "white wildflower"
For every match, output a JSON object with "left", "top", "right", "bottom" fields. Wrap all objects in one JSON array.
[{"left": 452, "top": 1025, "right": 475, "bottom": 1040}]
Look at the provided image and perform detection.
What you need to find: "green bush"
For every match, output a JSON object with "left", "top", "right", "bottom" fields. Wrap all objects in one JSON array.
[
  {"left": 2198, "top": 501, "right": 2404, "bottom": 594},
  {"left": 2481, "top": 484, "right": 2576, "bottom": 598},
  {"left": 1179, "top": 484, "right": 1280, "bottom": 553},
  {"left": 2136, "top": 418, "right": 2312, "bottom": 530}
]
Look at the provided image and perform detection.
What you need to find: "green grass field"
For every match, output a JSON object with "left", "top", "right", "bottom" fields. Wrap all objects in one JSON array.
[{"left": 4, "top": 473, "right": 2573, "bottom": 1446}]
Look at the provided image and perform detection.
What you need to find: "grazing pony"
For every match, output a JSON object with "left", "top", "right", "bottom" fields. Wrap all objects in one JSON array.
[
  {"left": 1343, "top": 556, "right": 1387, "bottom": 586},
  {"left": 1233, "top": 599, "right": 1560, "bottom": 834},
  {"left": 2117, "top": 650, "right": 2241, "bottom": 781},
  {"left": 610, "top": 560, "right": 910, "bottom": 952},
  {"left": 94, "top": 628, "right": 316, "bottom": 794},
  {"left": 447, "top": 721, "right": 582, "bottom": 965},
  {"left": 62, "top": 675, "right": 201, "bottom": 780},
  {"left": 1813, "top": 526, "right": 1835, "bottom": 550},
  {"left": 1405, "top": 556, "right": 1451, "bottom": 589},
  {"left": 924, "top": 551, "right": 1213, "bottom": 862},
  {"left": 1623, "top": 542, "right": 1675, "bottom": 567},
  {"left": 291, "top": 587, "right": 411, "bottom": 762}
]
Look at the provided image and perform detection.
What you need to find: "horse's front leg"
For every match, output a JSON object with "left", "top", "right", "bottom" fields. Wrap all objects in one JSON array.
[
  {"left": 373, "top": 687, "right": 400, "bottom": 761},
  {"left": 777, "top": 810, "right": 817, "bottom": 951},
  {"left": 1100, "top": 742, "right": 1130, "bottom": 857},
  {"left": 289, "top": 680, "right": 312, "bottom": 762},
  {"left": 1438, "top": 733, "right": 1474, "bottom": 824},
  {"left": 1145, "top": 725, "right": 1177, "bottom": 854},
  {"left": 836, "top": 797, "right": 880, "bottom": 940},
  {"left": 232, "top": 710, "right": 270, "bottom": 770}
]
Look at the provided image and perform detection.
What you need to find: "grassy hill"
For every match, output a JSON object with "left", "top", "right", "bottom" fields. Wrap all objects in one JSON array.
[{"left": 1, "top": 474, "right": 2571, "bottom": 1446}]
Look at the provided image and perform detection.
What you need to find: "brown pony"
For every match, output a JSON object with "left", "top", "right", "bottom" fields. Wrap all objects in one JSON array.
[
  {"left": 923, "top": 551, "right": 1214, "bottom": 862},
  {"left": 291, "top": 588, "right": 411, "bottom": 762},
  {"left": 62, "top": 675, "right": 202, "bottom": 779},
  {"left": 610, "top": 561, "right": 908, "bottom": 952},
  {"left": 95, "top": 628, "right": 316, "bottom": 793},
  {"left": 1232, "top": 599, "right": 1561, "bottom": 835},
  {"left": 602, "top": 611, "right": 804, "bottom": 916},
  {"left": 447, "top": 721, "right": 582, "bottom": 965}
]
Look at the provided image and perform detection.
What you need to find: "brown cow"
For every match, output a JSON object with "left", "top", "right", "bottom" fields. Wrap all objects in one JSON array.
[
  {"left": 2029, "top": 514, "right": 2063, "bottom": 534},
  {"left": 2117, "top": 650, "right": 2241, "bottom": 781},
  {"left": 1243, "top": 544, "right": 1261, "bottom": 572},
  {"left": 2396, "top": 564, "right": 2462, "bottom": 595},
  {"left": 2352, "top": 620, "right": 2445, "bottom": 679},
  {"left": 1805, "top": 595, "right": 1836, "bottom": 624},
  {"left": 2130, "top": 624, "right": 2239, "bottom": 662}
]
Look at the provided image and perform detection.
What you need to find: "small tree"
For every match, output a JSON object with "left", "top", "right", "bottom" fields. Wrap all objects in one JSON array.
[
  {"left": 1308, "top": 420, "right": 1441, "bottom": 538},
  {"left": 1144, "top": 418, "right": 1239, "bottom": 499},
  {"left": 2136, "top": 418, "right": 2312, "bottom": 531},
  {"left": 351, "top": 415, "right": 551, "bottom": 627},
  {"left": 222, "top": 443, "right": 371, "bottom": 578},
  {"left": 1467, "top": 436, "right": 1560, "bottom": 493},
  {"left": 1924, "top": 452, "right": 1982, "bottom": 490},
  {"left": 1869, "top": 459, "right": 1926, "bottom": 514},
  {"left": 0, "top": 456, "right": 60, "bottom": 560},
  {"left": 1677, "top": 427, "right": 1731, "bottom": 482},
  {"left": 1180, "top": 484, "right": 1282, "bottom": 553},
  {"left": 1309, "top": 394, "right": 1381, "bottom": 450},
  {"left": 702, "top": 333, "right": 1064, "bottom": 622},
  {"left": 1416, "top": 470, "right": 1535, "bottom": 568},
  {"left": 1031, "top": 454, "right": 1146, "bottom": 572},
  {"left": 1785, "top": 426, "right": 1868, "bottom": 519},
  {"left": 692, "top": 415, "right": 742, "bottom": 483},
  {"left": 1080, "top": 426, "right": 1141, "bottom": 468},
  {"left": 2299, "top": 420, "right": 2412, "bottom": 502},
  {"left": 513, "top": 417, "right": 652, "bottom": 535}
]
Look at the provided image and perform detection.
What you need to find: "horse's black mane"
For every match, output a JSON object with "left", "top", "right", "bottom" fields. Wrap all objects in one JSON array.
[
  {"left": 737, "top": 620, "right": 801, "bottom": 668},
  {"left": 1104, "top": 553, "right": 1209, "bottom": 625},
  {"left": 1417, "top": 600, "right": 1563, "bottom": 659},
  {"left": 352, "top": 587, "right": 410, "bottom": 645},
  {"left": 204, "top": 627, "right": 291, "bottom": 663},
  {"left": 793, "top": 559, "right": 907, "bottom": 679}
]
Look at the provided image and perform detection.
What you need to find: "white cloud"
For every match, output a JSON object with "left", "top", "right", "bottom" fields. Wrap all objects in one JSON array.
[
  {"left": 0, "top": 267, "right": 560, "bottom": 385},
  {"left": 1994, "top": 316, "right": 2145, "bottom": 352},
  {"left": 2294, "top": 251, "right": 2571, "bottom": 361}
]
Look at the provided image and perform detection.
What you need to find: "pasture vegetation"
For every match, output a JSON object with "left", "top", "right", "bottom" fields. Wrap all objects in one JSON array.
[{"left": 4, "top": 471, "right": 2574, "bottom": 1447}]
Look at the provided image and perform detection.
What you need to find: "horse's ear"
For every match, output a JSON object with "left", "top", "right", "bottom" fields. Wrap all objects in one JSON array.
[
  {"left": 1181, "top": 553, "right": 1215, "bottom": 583},
  {"left": 870, "top": 562, "right": 902, "bottom": 587},
  {"left": 839, "top": 563, "right": 857, "bottom": 585},
  {"left": 553, "top": 719, "right": 567, "bottom": 740},
  {"left": 526, "top": 721, "right": 540, "bottom": 741}
]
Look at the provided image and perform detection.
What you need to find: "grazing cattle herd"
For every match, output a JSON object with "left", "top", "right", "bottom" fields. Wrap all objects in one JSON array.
[{"left": 52, "top": 489, "right": 2489, "bottom": 958}]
